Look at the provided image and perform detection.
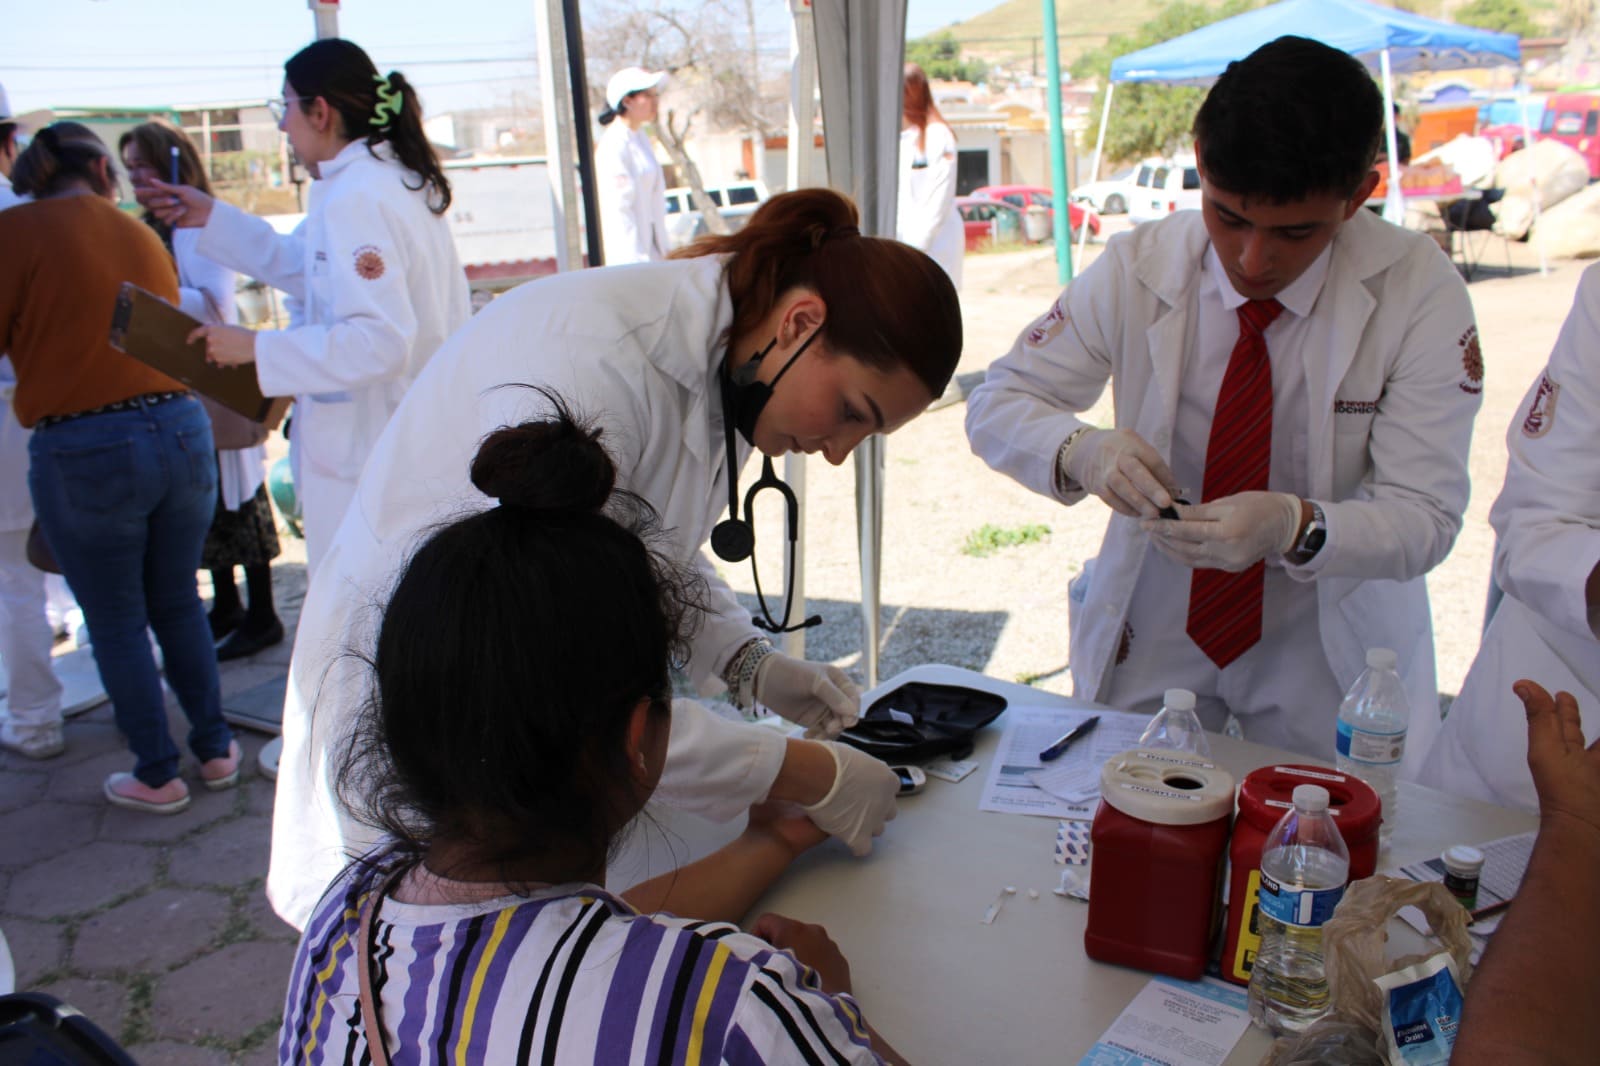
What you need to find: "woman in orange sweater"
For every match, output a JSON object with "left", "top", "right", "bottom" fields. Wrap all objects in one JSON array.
[{"left": 0, "top": 123, "right": 237, "bottom": 813}]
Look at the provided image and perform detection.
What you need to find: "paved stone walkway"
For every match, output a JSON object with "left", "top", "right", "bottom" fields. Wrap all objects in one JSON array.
[{"left": 2, "top": 559, "right": 308, "bottom": 1064}]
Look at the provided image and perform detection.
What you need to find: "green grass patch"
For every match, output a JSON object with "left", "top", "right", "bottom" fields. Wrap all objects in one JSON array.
[{"left": 962, "top": 523, "right": 1051, "bottom": 558}]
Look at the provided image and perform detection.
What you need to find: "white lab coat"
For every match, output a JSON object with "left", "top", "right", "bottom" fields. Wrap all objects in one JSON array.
[
  {"left": 896, "top": 122, "right": 963, "bottom": 290},
  {"left": 1418, "top": 264, "right": 1600, "bottom": 811},
  {"left": 267, "top": 255, "right": 787, "bottom": 928},
  {"left": 596, "top": 121, "right": 670, "bottom": 264},
  {"left": 197, "top": 140, "right": 470, "bottom": 571},
  {"left": 967, "top": 209, "right": 1480, "bottom": 770}
]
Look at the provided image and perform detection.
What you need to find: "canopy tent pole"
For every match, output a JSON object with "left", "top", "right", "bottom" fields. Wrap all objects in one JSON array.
[
  {"left": 533, "top": 0, "right": 584, "bottom": 271},
  {"left": 560, "top": 0, "right": 604, "bottom": 266},
  {"left": 781, "top": 0, "right": 820, "bottom": 659},
  {"left": 1042, "top": 0, "right": 1073, "bottom": 283},
  {"left": 812, "top": 0, "right": 908, "bottom": 689},
  {"left": 1379, "top": 49, "right": 1405, "bottom": 225},
  {"left": 1518, "top": 85, "right": 1549, "bottom": 276},
  {"left": 309, "top": 0, "right": 339, "bottom": 38},
  {"left": 1075, "top": 81, "right": 1113, "bottom": 274}
]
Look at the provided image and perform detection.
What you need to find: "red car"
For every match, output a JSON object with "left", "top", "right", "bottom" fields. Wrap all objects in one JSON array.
[
  {"left": 970, "top": 184, "right": 1101, "bottom": 241},
  {"left": 955, "top": 196, "right": 1025, "bottom": 251}
]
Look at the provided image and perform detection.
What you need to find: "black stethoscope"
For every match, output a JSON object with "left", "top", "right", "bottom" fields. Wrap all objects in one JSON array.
[{"left": 710, "top": 332, "right": 824, "bottom": 634}]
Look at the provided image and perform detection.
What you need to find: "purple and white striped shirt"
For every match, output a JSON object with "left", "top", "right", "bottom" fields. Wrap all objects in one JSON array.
[{"left": 280, "top": 861, "right": 884, "bottom": 1065}]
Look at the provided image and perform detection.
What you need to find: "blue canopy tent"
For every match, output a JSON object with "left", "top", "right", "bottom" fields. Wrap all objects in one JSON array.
[
  {"left": 1107, "top": 0, "right": 1518, "bottom": 85},
  {"left": 1077, "top": 0, "right": 1523, "bottom": 258}
]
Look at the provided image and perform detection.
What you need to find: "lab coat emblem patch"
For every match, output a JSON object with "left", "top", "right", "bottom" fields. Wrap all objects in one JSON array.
[
  {"left": 1027, "top": 299, "right": 1068, "bottom": 347},
  {"left": 353, "top": 245, "right": 386, "bottom": 281},
  {"left": 1521, "top": 372, "right": 1560, "bottom": 438},
  {"left": 1458, "top": 326, "right": 1483, "bottom": 395}
]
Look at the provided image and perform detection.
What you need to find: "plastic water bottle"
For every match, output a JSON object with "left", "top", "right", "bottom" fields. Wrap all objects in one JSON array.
[
  {"left": 1335, "top": 648, "right": 1410, "bottom": 846},
  {"left": 1248, "top": 784, "right": 1350, "bottom": 1034},
  {"left": 1137, "top": 688, "right": 1212, "bottom": 756}
]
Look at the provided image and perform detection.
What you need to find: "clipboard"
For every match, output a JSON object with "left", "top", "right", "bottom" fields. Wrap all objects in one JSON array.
[{"left": 109, "top": 283, "right": 291, "bottom": 428}]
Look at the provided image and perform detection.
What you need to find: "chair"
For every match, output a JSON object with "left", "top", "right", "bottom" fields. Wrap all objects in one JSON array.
[{"left": 1442, "top": 190, "right": 1513, "bottom": 281}]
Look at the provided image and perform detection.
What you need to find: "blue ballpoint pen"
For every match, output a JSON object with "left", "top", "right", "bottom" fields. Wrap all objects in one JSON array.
[
  {"left": 170, "top": 145, "right": 180, "bottom": 184},
  {"left": 1039, "top": 715, "right": 1101, "bottom": 762}
]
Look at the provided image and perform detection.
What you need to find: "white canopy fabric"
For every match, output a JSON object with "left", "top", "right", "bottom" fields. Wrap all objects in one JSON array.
[{"left": 811, "top": 0, "right": 908, "bottom": 687}]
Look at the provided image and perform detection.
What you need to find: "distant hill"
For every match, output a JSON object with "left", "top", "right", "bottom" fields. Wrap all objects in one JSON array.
[{"left": 923, "top": 0, "right": 1551, "bottom": 70}]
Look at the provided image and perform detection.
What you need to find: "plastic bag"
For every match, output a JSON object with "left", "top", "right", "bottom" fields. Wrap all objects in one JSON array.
[{"left": 1259, "top": 875, "right": 1475, "bottom": 1066}]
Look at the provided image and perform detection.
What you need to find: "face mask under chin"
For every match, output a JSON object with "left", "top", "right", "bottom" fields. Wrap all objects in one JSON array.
[{"left": 724, "top": 327, "right": 823, "bottom": 446}]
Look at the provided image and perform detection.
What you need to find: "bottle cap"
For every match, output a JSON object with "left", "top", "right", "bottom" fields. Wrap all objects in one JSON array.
[
  {"left": 1292, "top": 784, "right": 1330, "bottom": 812},
  {"left": 1366, "top": 647, "right": 1399, "bottom": 670},
  {"left": 1442, "top": 845, "right": 1485, "bottom": 876},
  {"left": 1163, "top": 688, "right": 1196, "bottom": 711}
]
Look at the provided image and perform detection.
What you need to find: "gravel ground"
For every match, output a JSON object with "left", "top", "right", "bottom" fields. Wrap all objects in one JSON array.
[{"left": 716, "top": 219, "right": 1591, "bottom": 714}]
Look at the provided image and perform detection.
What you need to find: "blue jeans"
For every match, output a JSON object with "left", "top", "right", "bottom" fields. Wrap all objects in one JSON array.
[{"left": 28, "top": 395, "right": 232, "bottom": 786}]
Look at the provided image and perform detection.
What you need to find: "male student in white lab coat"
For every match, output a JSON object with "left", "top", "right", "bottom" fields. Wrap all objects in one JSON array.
[
  {"left": 966, "top": 36, "right": 1481, "bottom": 764},
  {"left": 595, "top": 66, "right": 671, "bottom": 265},
  {"left": 1419, "top": 263, "right": 1600, "bottom": 812}
]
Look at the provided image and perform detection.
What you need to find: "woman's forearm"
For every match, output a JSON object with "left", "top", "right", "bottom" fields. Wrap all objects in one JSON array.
[{"left": 620, "top": 825, "right": 792, "bottom": 923}]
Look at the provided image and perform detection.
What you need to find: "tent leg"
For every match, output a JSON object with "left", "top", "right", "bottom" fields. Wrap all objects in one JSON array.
[
  {"left": 1518, "top": 86, "right": 1549, "bottom": 276},
  {"left": 854, "top": 435, "right": 884, "bottom": 689},
  {"left": 1379, "top": 49, "right": 1405, "bottom": 225},
  {"left": 1076, "top": 82, "right": 1113, "bottom": 272},
  {"left": 533, "top": 0, "right": 584, "bottom": 271}
]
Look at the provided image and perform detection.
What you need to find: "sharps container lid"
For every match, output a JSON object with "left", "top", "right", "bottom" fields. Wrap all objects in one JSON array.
[{"left": 1099, "top": 748, "right": 1236, "bottom": 826}]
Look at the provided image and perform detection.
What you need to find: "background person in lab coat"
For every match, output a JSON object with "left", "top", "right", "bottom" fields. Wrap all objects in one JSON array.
[
  {"left": 595, "top": 66, "right": 670, "bottom": 265},
  {"left": 265, "top": 187, "right": 963, "bottom": 928},
  {"left": 150, "top": 38, "right": 470, "bottom": 576},
  {"left": 1419, "top": 263, "right": 1600, "bottom": 812},
  {"left": 120, "top": 121, "right": 284, "bottom": 663},
  {"left": 0, "top": 84, "right": 71, "bottom": 760},
  {"left": 896, "top": 63, "right": 963, "bottom": 290},
  {"left": 966, "top": 37, "right": 1480, "bottom": 764}
]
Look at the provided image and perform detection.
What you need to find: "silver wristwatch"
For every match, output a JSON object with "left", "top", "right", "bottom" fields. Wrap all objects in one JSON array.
[{"left": 1291, "top": 501, "right": 1327, "bottom": 560}]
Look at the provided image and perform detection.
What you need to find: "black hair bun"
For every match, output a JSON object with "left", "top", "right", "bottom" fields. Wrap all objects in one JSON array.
[{"left": 470, "top": 396, "right": 616, "bottom": 514}]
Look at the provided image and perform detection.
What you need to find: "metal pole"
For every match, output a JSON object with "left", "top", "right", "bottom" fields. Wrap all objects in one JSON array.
[
  {"left": 1075, "top": 80, "right": 1112, "bottom": 274},
  {"left": 1041, "top": 0, "right": 1073, "bottom": 283},
  {"left": 561, "top": 0, "right": 604, "bottom": 266},
  {"left": 1379, "top": 49, "right": 1405, "bottom": 225},
  {"left": 534, "top": 0, "right": 582, "bottom": 271},
  {"left": 782, "top": 0, "right": 818, "bottom": 660},
  {"left": 309, "top": 0, "right": 339, "bottom": 39},
  {"left": 1519, "top": 85, "right": 1549, "bottom": 276}
]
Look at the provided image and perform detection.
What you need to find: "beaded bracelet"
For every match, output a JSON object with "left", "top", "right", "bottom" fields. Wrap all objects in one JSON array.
[{"left": 721, "top": 636, "right": 775, "bottom": 710}]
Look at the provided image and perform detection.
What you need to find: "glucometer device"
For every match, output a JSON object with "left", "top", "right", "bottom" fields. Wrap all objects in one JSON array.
[{"left": 891, "top": 765, "right": 926, "bottom": 795}]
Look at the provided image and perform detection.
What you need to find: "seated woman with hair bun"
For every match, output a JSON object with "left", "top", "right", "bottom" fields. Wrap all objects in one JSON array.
[{"left": 279, "top": 400, "right": 907, "bottom": 1065}]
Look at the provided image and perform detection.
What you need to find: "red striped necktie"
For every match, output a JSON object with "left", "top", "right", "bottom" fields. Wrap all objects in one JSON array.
[{"left": 1185, "top": 297, "right": 1284, "bottom": 669}]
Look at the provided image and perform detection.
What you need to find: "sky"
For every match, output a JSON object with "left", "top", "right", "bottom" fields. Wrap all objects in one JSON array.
[{"left": 3, "top": 0, "right": 989, "bottom": 117}]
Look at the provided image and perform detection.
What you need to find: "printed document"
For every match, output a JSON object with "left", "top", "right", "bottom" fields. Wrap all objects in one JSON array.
[{"left": 978, "top": 705, "right": 1148, "bottom": 818}]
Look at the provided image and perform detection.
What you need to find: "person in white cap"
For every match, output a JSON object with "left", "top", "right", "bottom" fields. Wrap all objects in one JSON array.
[{"left": 595, "top": 66, "right": 670, "bottom": 265}]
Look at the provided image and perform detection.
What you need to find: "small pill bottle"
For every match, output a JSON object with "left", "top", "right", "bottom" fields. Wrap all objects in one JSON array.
[{"left": 1441, "top": 845, "right": 1485, "bottom": 909}]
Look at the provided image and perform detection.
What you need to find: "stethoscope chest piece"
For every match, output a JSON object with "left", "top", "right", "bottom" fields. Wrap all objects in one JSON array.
[{"left": 711, "top": 516, "right": 755, "bottom": 563}]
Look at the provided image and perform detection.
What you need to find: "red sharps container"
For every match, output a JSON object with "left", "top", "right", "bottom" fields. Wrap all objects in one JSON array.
[
  {"left": 1085, "top": 748, "right": 1236, "bottom": 980},
  {"left": 1221, "top": 764, "right": 1382, "bottom": 985}
]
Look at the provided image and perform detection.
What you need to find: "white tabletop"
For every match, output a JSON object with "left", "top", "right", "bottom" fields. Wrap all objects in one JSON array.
[{"left": 614, "top": 664, "right": 1537, "bottom": 1066}]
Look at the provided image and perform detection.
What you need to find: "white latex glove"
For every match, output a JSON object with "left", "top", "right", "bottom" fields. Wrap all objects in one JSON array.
[
  {"left": 1060, "top": 427, "right": 1182, "bottom": 518},
  {"left": 754, "top": 652, "right": 861, "bottom": 739},
  {"left": 801, "top": 742, "right": 899, "bottom": 856},
  {"left": 1142, "top": 491, "right": 1303, "bottom": 572}
]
